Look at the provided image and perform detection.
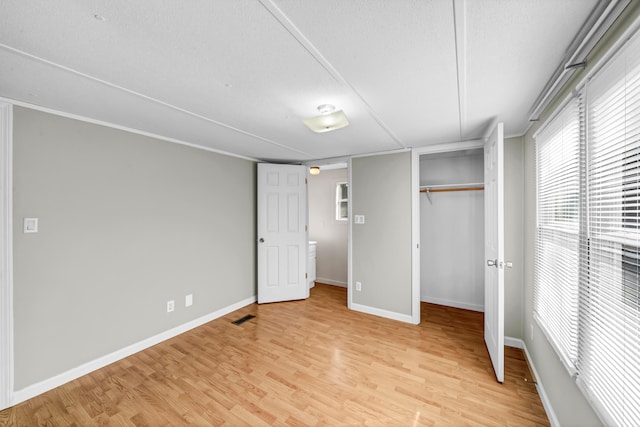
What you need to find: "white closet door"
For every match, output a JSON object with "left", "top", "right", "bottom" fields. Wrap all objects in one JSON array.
[{"left": 484, "top": 122, "right": 505, "bottom": 383}]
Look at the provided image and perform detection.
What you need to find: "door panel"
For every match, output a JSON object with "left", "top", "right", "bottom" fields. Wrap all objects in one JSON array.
[
  {"left": 484, "top": 123, "right": 505, "bottom": 383},
  {"left": 258, "top": 163, "right": 309, "bottom": 303}
]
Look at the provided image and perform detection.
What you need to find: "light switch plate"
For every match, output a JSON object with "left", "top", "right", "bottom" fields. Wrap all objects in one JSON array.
[
  {"left": 354, "top": 215, "right": 365, "bottom": 224},
  {"left": 23, "top": 218, "right": 38, "bottom": 233}
]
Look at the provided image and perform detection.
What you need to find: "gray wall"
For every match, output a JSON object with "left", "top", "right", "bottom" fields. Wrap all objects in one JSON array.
[
  {"left": 352, "top": 152, "right": 412, "bottom": 316},
  {"left": 520, "top": 3, "right": 640, "bottom": 425},
  {"left": 13, "top": 107, "right": 256, "bottom": 389},
  {"left": 504, "top": 137, "right": 524, "bottom": 339},
  {"left": 308, "top": 168, "right": 348, "bottom": 286}
]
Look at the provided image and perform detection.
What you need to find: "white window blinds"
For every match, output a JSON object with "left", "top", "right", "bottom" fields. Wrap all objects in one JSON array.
[
  {"left": 535, "top": 30, "right": 640, "bottom": 426},
  {"left": 534, "top": 97, "right": 582, "bottom": 373},
  {"left": 579, "top": 32, "right": 640, "bottom": 427}
]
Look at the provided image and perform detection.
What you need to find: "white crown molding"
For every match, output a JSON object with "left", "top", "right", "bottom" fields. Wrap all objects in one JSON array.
[
  {"left": 1, "top": 96, "right": 261, "bottom": 163},
  {"left": 0, "top": 43, "right": 310, "bottom": 158}
]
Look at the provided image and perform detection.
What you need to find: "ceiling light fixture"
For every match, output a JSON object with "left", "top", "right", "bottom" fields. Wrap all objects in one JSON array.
[
  {"left": 303, "top": 104, "right": 349, "bottom": 133},
  {"left": 309, "top": 166, "right": 320, "bottom": 175}
]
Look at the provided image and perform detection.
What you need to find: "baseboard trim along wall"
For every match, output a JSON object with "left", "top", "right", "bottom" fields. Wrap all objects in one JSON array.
[
  {"left": 420, "top": 296, "right": 484, "bottom": 313},
  {"left": 350, "top": 302, "right": 414, "bottom": 324},
  {"left": 316, "top": 278, "right": 347, "bottom": 288},
  {"left": 11, "top": 296, "right": 256, "bottom": 408},
  {"left": 505, "top": 336, "right": 560, "bottom": 427}
]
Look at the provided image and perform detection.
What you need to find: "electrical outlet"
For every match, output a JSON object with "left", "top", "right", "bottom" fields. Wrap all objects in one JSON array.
[
  {"left": 356, "top": 281, "right": 362, "bottom": 291},
  {"left": 185, "top": 294, "right": 193, "bottom": 307},
  {"left": 167, "top": 300, "right": 175, "bottom": 313}
]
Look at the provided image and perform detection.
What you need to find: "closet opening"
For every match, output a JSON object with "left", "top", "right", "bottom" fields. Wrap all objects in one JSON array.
[
  {"left": 307, "top": 162, "right": 349, "bottom": 303},
  {"left": 419, "top": 148, "right": 485, "bottom": 312}
]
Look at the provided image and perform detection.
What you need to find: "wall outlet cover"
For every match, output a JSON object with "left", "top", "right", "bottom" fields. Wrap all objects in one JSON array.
[{"left": 23, "top": 218, "right": 38, "bottom": 233}]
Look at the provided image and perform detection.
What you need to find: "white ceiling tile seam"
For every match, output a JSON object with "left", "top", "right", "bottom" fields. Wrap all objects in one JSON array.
[
  {"left": 0, "top": 1, "right": 604, "bottom": 160},
  {"left": 0, "top": 43, "right": 312, "bottom": 157},
  {"left": 258, "top": 0, "right": 406, "bottom": 149},
  {"left": 452, "top": 0, "right": 467, "bottom": 143}
]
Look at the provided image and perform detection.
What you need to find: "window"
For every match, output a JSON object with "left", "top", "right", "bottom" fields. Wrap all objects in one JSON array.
[
  {"left": 336, "top": 182, "right": 348, "bottom": 221},
  {"left": 534, "top": 97, "right": 582, "bottom": 371},
  {"left": 534, "top": 31, "right": 640, "bottom": 426}
]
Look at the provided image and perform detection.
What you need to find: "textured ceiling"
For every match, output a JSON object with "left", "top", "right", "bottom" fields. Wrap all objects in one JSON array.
[{"left": 0, "top": 0, "right": 598, "bottom": 162}]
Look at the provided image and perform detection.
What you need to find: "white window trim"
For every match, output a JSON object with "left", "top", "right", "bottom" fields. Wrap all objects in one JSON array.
[{"left": 335, "top": 181, "right": 348, "bottom": 222}]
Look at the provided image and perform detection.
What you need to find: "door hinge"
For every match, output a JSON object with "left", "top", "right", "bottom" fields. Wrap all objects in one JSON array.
[
  {"left": 305, "top": 178, "right": 308, "bottom": 184},
  {"left": 305, "top": 273, "right": 308, "bottom": 279},
  {"left": 305, "top": 225, "right": 308, "bottom": 231}
]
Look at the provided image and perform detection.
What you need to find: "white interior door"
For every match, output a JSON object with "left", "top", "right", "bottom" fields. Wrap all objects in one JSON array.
[
  {"left": 484, "top": 122, "right": 505, "bottom": 383},
  {"left": 257, "top": 163, "right": 309, "bottom": 304}
]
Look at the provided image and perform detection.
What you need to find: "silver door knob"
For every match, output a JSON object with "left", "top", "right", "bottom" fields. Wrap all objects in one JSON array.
[
  {"left": 259, "top": 238, "right": 264, "bottom": 243},
  {"left": 487, "top": 259, "right": 497, "bottom": 267}
]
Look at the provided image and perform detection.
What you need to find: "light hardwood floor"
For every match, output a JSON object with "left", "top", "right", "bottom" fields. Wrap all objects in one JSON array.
[{"left": 0, "top": 284, "right": 548, "bottom": 426}]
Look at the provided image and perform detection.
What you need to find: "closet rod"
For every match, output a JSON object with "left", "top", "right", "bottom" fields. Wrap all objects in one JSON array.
[
  {"left": 419, "top": 187, "right": 483, "bottom": 193},
  {"left": 419, "top": 182, "right": 484, "bottom": 193}
]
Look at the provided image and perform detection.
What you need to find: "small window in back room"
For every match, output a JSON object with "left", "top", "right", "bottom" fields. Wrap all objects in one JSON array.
[{"left": 336, "top": 182, "right": 348, "bottom": 221}]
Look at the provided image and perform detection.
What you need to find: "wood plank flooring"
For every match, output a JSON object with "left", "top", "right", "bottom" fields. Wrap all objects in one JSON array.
[{"left": 0, "top": 284, "right": 548, "bottom": 426}]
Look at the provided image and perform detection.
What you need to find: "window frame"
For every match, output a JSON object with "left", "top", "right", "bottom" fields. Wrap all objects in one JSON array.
[{"left": 335, "top": 182, "right": 348, "bottom": 222}]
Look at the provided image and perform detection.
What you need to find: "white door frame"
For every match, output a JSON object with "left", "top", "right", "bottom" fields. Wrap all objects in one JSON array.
[
  {"left": 0, "top": 102, "right": 14, "bottom": 410},
  {"left": 411, "top": 139, "right": 485, "bottom": 325},
  {"left": 302, "top": 159, "right": 351, "bottom": 306}
]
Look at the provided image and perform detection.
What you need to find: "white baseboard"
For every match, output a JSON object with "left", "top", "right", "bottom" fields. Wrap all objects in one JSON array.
[
  {"left": 420, "top": 295, "right": 484, "bottom": 313},
  {"left": 350, "top": 302, "right": 414, "bottom": 324},
  {"left": 504, "top": 336, "right": 523, "bottom": 349},
  {"left": 315, "top": 278, "right": 347, "bottom": 288},
  {"left": 506, "top": 337, "right": 560, "bottom": 427},
  {"left": 11, "top": 295, "right": 256, "bottom": 407}
]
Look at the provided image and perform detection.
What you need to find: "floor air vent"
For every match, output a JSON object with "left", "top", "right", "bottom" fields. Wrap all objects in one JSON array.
[{"left": 232, "top": 314, "right": 255, "bottom": 325}]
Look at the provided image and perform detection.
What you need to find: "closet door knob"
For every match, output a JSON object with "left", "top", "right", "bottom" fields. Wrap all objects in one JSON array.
[
  {"left": 487, "top": 259, "right": 497, "bottom": 267},
  {"left": 259, "top": 238, "right": 264, "bottom": 243}
]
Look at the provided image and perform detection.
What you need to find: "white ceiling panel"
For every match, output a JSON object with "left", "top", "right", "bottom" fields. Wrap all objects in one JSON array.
[
  {"left": 0, "top": 0, "right": 609, "bottom": 162},
  {"left": 0, "top": 48, "right": 307, "bottom": 161},
  {"left": 460, "top": 0, "right": 598, "bottom": 138},
  {"left": 272, "top": 0, "right": 462, "bottom": 146}
]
